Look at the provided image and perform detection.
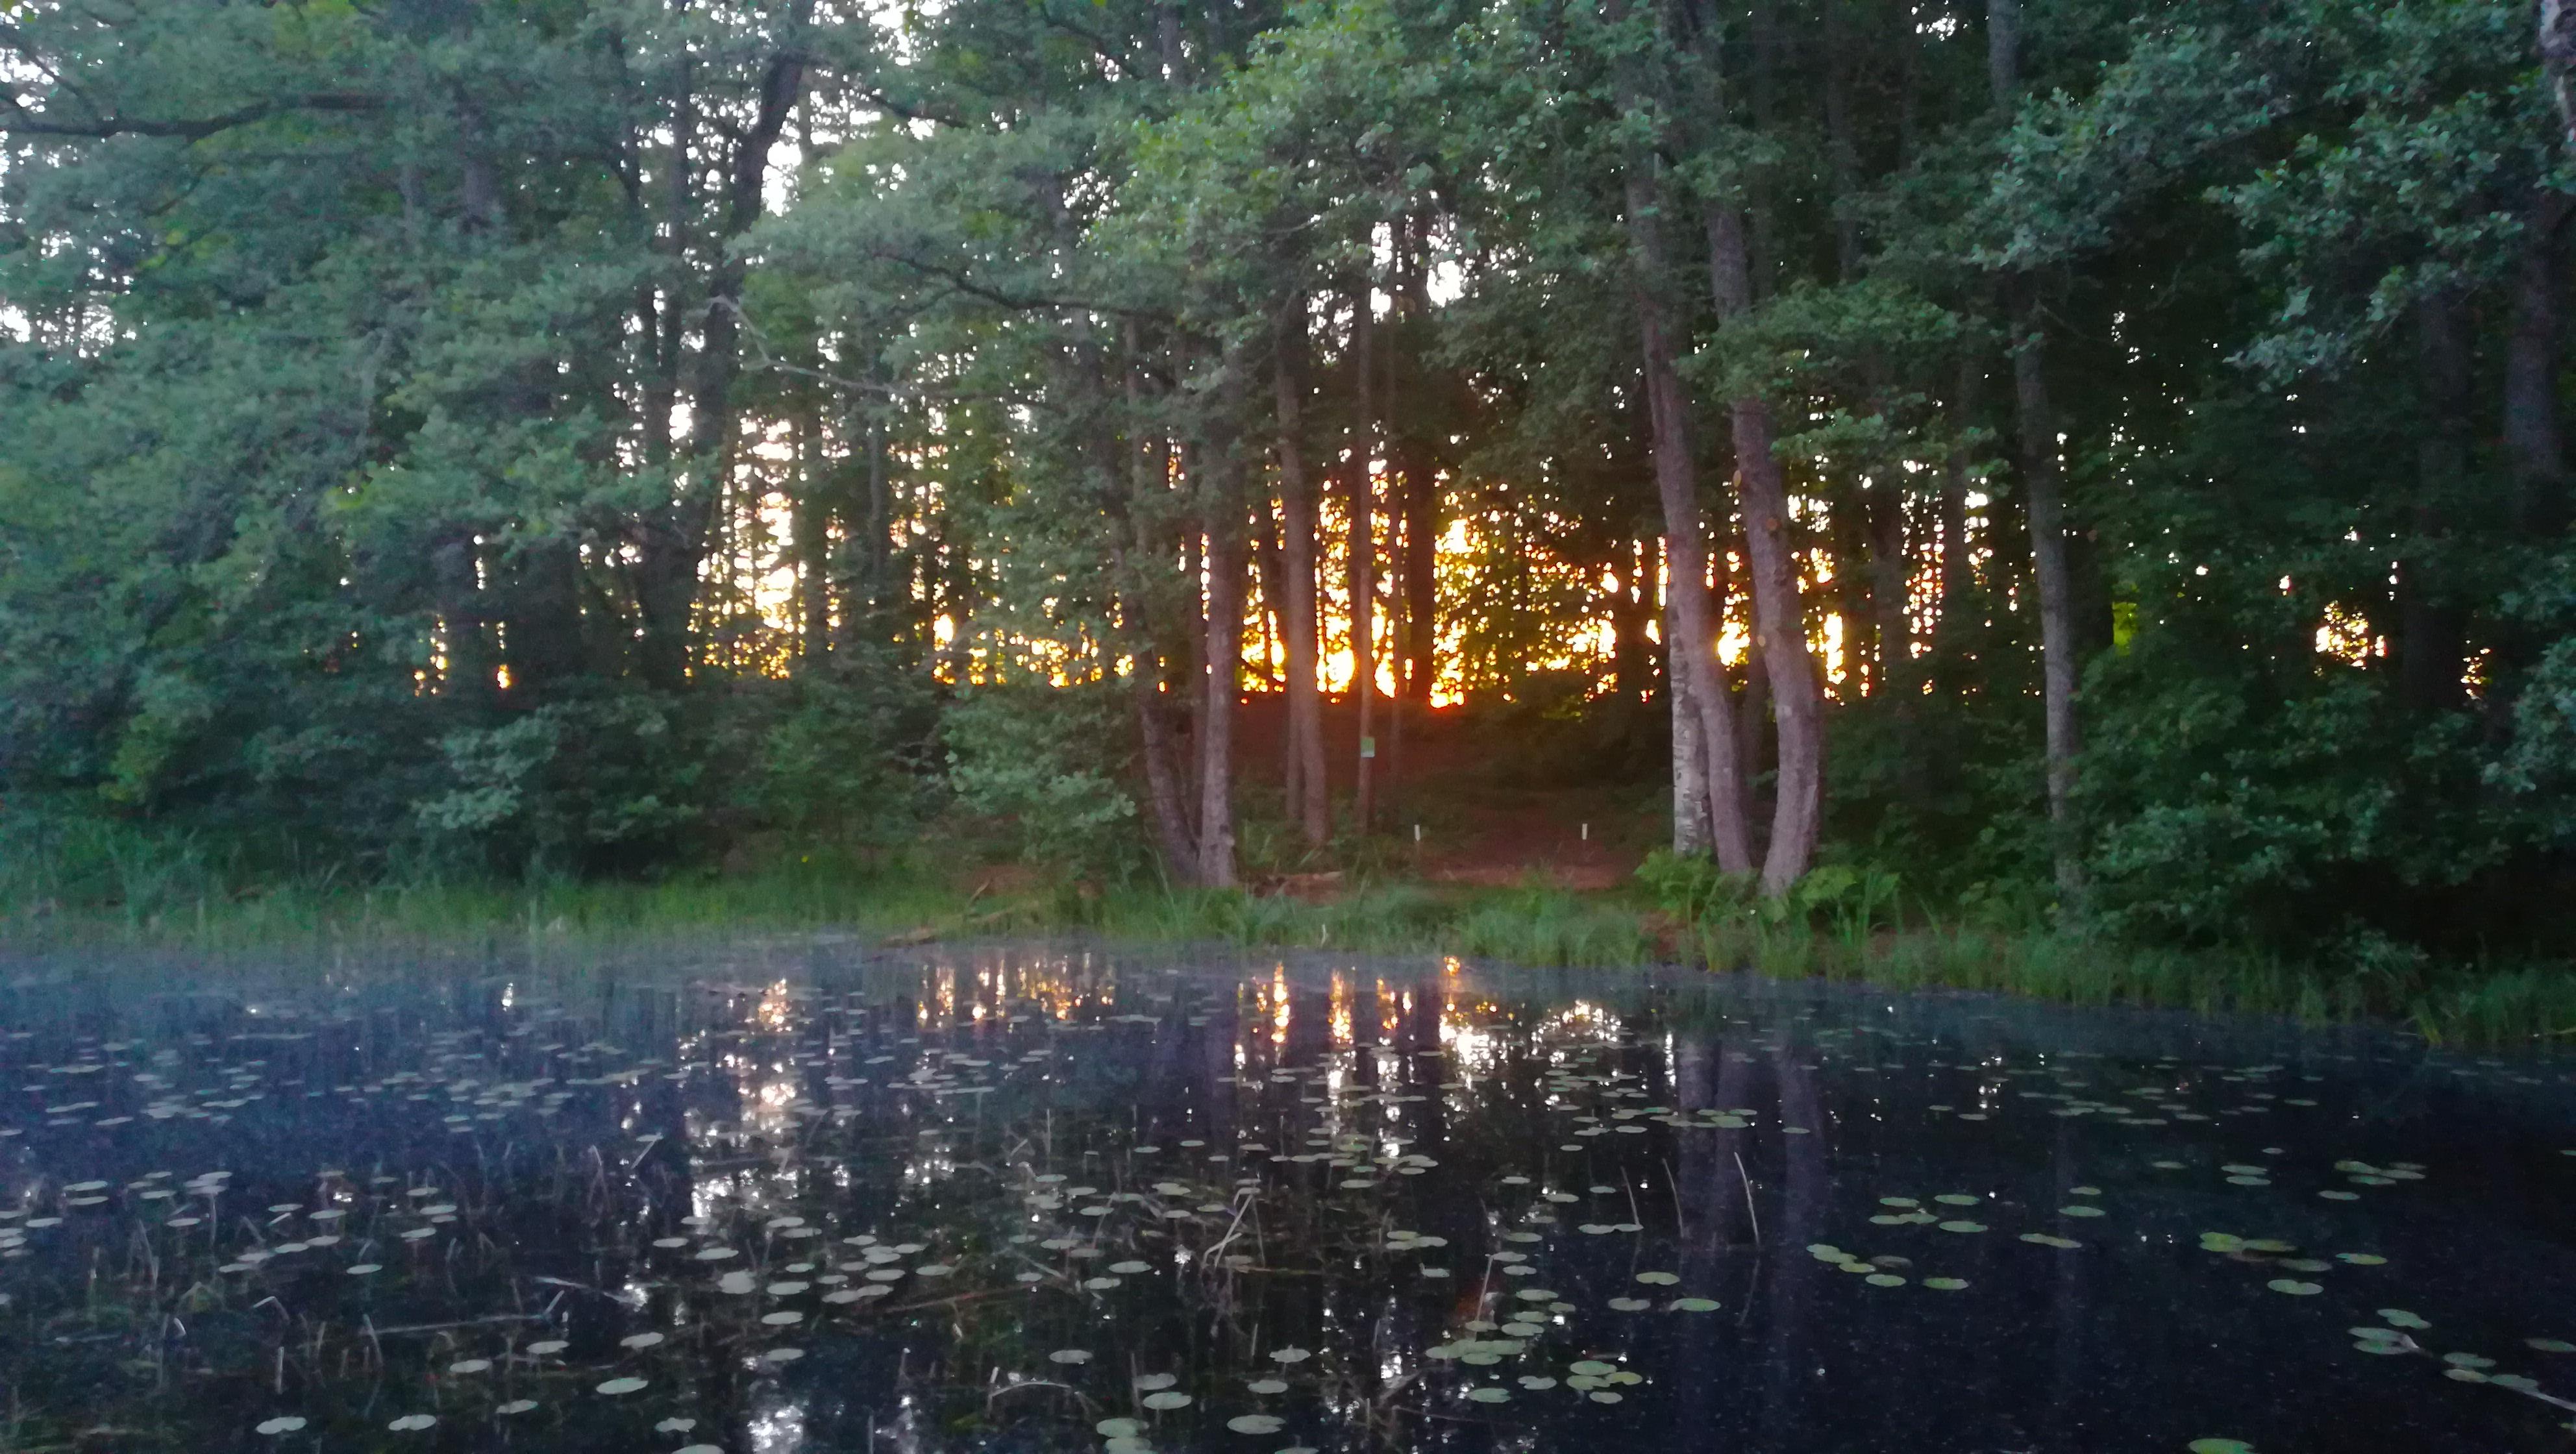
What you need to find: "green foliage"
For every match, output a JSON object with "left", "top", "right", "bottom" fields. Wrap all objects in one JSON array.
[
  {"left": 414, "top": 690, "right": 702, "bottom": 879},
  {"left": 943, "top": 682, "right": 1142, "bottom": 876}
]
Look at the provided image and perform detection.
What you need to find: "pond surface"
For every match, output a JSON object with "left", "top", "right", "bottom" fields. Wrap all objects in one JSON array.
[{"left": 1, "top": 941, "right": 2572, "bottom": 1454}]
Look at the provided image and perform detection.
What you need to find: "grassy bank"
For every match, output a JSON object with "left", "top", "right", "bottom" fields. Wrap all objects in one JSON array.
[{"left": 4, "top": 841, "right": 2571, "bottom": 1049}]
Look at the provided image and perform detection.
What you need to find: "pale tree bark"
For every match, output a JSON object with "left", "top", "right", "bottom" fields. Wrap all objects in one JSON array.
[
  {"left": 1629, "top": 207, "right": 1755, "bottom": 876},
  {"left": 1705, "top": 199, "right": 1823, "bottom": 895},
  {"left": 1668, "top": 593, "right": 1716, "bottom": 855},
  {"left": 1607, "top": 27, "right": 1755, "bottom": 872},
  {"left": 1275, "top": 303, "right": 1330, "bottom": 846},
  {"left": 2544, "top": 0, "right": 2576, "bottom": 158}
]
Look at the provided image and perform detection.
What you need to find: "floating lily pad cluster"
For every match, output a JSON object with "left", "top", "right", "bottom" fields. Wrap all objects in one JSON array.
[{"left": 0, "top": 955, "right": 2567, "bottom": 1453}]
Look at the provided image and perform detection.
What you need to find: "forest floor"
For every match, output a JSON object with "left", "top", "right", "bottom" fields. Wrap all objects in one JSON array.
[{"left": 1225, "top": 696, "right": 1659, "bottom": 896}]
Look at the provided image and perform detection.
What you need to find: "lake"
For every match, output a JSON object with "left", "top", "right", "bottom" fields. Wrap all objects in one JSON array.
[{"left": 1, "top": 941, "right": 2570, "bottom": 1453}]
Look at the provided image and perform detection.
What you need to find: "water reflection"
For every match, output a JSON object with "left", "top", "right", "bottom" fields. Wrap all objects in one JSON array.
[{"left": 0, "top": 947, "right": 2570, "bottom": 1453}]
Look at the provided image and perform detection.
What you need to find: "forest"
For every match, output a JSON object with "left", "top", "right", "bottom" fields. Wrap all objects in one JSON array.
[{"left": 4, "top": 0, "right": 2575, "bottom": 994}]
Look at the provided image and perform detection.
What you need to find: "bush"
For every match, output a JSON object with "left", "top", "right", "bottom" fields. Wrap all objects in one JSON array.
[{"left": 943, "top": 680, "right": 1141, "bottom": 876}]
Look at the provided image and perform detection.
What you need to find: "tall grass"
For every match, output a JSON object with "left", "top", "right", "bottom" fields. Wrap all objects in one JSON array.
[
  {"left": 6, "top": 821, "right": 2569, "bottom": 1047},
  {"left": 0, "top": 822, "right": 960, "bottom": 955}
]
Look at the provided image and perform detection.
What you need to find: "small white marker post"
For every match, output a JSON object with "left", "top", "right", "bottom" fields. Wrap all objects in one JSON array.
[
  {"left": 1413, "top": 824, "right": 1422, "bottom": 843},
  {"left": 1581, "top": 822, "right": 1590, "bottom": 842}
]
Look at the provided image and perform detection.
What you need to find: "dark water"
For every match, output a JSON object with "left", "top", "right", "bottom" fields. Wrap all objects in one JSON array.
[{"left": 2, "top": 943, "right": 2572, "bottom": 1454}]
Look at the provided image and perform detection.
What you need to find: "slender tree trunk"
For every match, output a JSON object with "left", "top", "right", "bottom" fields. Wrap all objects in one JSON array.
[
  {"left": 1380, "top": 284, "right": 1411, "bottom": 831},
  {"left": 1668, "top": 578, "right": 1716, "bottom": 855},
  {"left": 2505, "top": 193, "right": 2572, "bottom": 538},
  {"left": 1179, "top": 443, "right": 1208, "bottom": 770},
  {"left": 1199, "top": 457, "right": 1245, "bottom": 889},
  {"left": 1350, "top": 286, "right": 1378, "bottom": 835},
  {"left": 1739, "top": 632, "right": 1770, "bottom": 830},
  {"left": 1613, "top": 540, "right": 1652, "bottom": 702},
  {"left": 1251, "top": 503, "right": 1289, "bottom": 695},
  {"left": 432, "top": 532, "right": 497, "bottom": 709},
  {"left": 1276, "top": 304, "right": 1330, "bottom": 846},
  {"left": 793, "top": 401, "right": 831, "bottom": 663},
  {"left": 2544, "top": 0, "right": 2576, "bottom": 158},
  {"left": 1986, "top": 0, "right": 2020, "bottom": 109},
  {"left": 508, "top": 538, "right": 587, "bottom": 692},
  {"left": 1939, "top": 351, "right": 1979, "bottom": 666},
  {"left": 864, "top": 406, "right": 889, "bottom": 633},
  {"left": 1395, "top": 224, "right": 1439, "bottom": 715},
  {"left": 1705, "top": 200, "right": 1822, "bottom": 894},
  {"left": 1991, "top": 0, "right": 2083, "bottom": 904},
  {"left": 2399, "top": 290, "right": 2472, "bottom": 715},
  {"left": 1121, "top": 343, "right": 1200, "bottom": 883},
  {"left": 1870, "top": 482, "right": 1910, "bottom": 693},
  {"left": 2011, "top": 291, "right": 2085, "bottom": 898}
]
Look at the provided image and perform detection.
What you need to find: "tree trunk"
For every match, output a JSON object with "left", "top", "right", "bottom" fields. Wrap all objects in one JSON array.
[
  {"left": 2012, "top": 291, "right": 2085, "bottom": 900},
  {"left": 1990, "top": 0, "right": 2083, "bottom": 903},
  {"left": 1668, "top": 579, "right": 1716, "bottom": 855},
  {"left": 1870, "top": 482, "right": 1910, "bottom": 693},
  {"left": 2505, "top": 193, "right": 2572, "bottom": 538},
  {"left": 1618, "top": 157, "right": 1755, "bottom": 873},
  {"left": 432, "top": 531, "right": 497, "bottom": 709},
  {"left": 2399, "top": 290, "right": 2472, "bottom": 715},
  {"left": 1395, "top": 226, "right": 1439, "bottom": 714},
  {"left": 793, "top": 400, "right": 831, "bottom": 663},
  {"left": 1705, "top": 200, "right": 1822, "bottom": 895},
  {"left": 1986, "top": 0, "right": 2021, "bottom": 108},
  {"left": 2544, "top": 0, "right": 2576, "bottom": 158},
  {"left": 1613, "top": 539, "right": 1652, "bottom": 703},
  {"left": 1251, "top": 502, "right": 1289, "bottom": 694},
  {"left": 1939, "top": 351, "right": 1980, "bottom": 666},
  {"left": 1275, "top": 304, "right": 1330, "bottom": 846},
  {"left": 1198, "top": 456, "right": 1245, "bottom": 889},
  {"left": 506, "top": 537, "right": 587, "bottom": 693},
  {"left": 1350, "top": 286, "right": 1378, "bottom": 835},
  {"left": 1120, "top": 341, "right": 1200, "bottom": 884},
  {"left": 1138, "top": 684, "right": 1201, "bottom": 883}
]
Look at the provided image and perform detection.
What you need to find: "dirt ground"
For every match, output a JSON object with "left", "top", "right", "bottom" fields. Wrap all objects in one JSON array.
[{"left": 1234, "top": 695, "right": 1658, "bottom": 893}]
